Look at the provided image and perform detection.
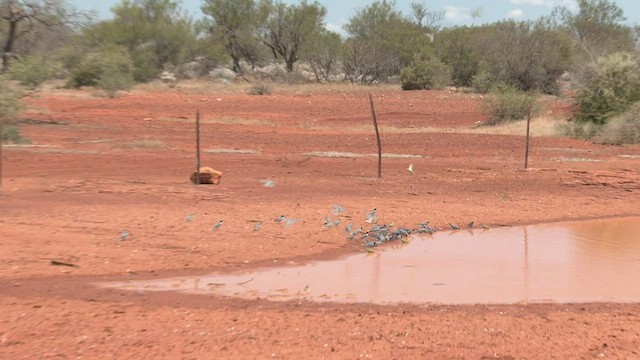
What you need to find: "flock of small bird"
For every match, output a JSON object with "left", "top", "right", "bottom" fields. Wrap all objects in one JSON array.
[{"left": 118, "top": 204, "right": 488, "bottom": 251}]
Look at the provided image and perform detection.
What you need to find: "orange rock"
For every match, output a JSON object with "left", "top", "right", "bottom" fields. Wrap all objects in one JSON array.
[{"left": 190, "top": 167, "right": 223, "bottom": 185}]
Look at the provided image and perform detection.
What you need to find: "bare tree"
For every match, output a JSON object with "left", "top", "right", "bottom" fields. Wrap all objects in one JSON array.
[
  {"left": 257, "top": 0, "right": 326, "bottom": 72},
  {"left": 202, "top": 0, "right": 261, "bottom": 74},
  {"left": 409, "top": 1, "right": 444, "bottom": 32},
  {"left": 1, "top": 0, "right": 85, "bottom": 72}
]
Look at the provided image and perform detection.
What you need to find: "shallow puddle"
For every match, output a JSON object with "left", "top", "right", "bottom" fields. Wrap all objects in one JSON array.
[{"left": 101, "top": 217, "right": 640, "bottom": 305}]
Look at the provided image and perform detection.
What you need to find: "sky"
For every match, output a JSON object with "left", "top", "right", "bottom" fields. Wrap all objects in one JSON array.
[{"left": 70, "top": 0, "right": 640, "bottom": 35}]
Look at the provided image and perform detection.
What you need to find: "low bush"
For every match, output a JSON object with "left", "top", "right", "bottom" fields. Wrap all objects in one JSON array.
[
  {"left": 8, "top": 55, "right": 57, "bottom": 89},
  {"left": 574, "top": 52, "right": 640, "bottom": 125},
  {"left": 557, "top": 121, "right": 602, "bottom": 140},
  {"left": 400, "top": 59, "right": 451, "bottom": 91},
  {"left": 0, "top": 76, "right": 22, "bottom": 123},
  {"left": 597, "top": 102, "right": 640, "bottom": 144},
  {"left": 471, "top": 71, "right": 500, "bottom": 94},
  {"left": 248, "top": 83, "right": 271, "bottom": 95},
  {"left": 1, "top": 124, "right": 30, "bottom": 144},
  {"left": 69, "top": 45, "right": 135, "bottom": 95},
  {"left": 482, "top": 85, "right": 539, "bottom": 125}
]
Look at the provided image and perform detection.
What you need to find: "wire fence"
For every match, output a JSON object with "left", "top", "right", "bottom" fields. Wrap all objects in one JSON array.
[{"left": 0, "top": 93, "right": 622, "bottom": 183}]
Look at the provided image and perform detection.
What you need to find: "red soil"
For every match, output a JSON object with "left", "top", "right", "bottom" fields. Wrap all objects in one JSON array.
[{"left": 1, "top": 84, "right": 639, "bottom": 359}]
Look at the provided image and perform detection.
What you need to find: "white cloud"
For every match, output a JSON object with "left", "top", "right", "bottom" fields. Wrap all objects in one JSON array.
[
  {"left": 509, "top": 0, "right": 544, "bottom": 5},
  {"left": 508, "top": 0, "right": 577, "bottom": 10},
  {"left": 444, "top": 6, "right": 472, "bottom": 22},
  {"left": 507, "top": 9, "right": 524, "bottom": 18},
  {"left": 325, "top": 22, "right": 346, "bottom": 37}
]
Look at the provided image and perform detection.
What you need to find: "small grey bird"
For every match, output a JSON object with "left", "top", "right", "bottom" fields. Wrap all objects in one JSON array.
[
  {"left": 331, "top": 204, "right": 346, "bottom": 216},
  {"left": 261, "top": 179, "right": 276, "bottom": 188},
  {"left": 467, "top": 221, "right": 474, "bottom": 228},
  {"left": 185, "top": 213, "right": 195, "bottom": 222},
  {"left": 253, "top": 222, "right": 262, "bottom": 231},
  {"left": 345, "top": 224, "right": 353, "bottom": 234},
  {"left": 119, "top": 230, "right": 129, "bottom": 241},
  {"left": 449, "top": 223, "right": 460, "bottom": 230},
  {"left": 366, "top": 208, "right": 378, "bottom": 224},
  {"left": 212, "top": 220, "right": 223, "bottom": 230},
  {"left": 275, "top": 215, "right": 286, "bottom": 223}
]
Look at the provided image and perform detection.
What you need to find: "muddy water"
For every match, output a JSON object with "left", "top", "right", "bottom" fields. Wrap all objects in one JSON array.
[{"left": 102, "top": 217, "right": 640, "bottom": 305}]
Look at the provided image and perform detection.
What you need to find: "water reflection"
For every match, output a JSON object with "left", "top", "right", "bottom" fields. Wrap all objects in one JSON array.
[{"left": 101, "top": 217, "right": 640, "bottom": 305}]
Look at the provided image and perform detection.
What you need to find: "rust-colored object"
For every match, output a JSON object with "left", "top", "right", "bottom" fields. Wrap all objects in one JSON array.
[{"left": 190, "top": 166, "right": 222, "bottom": 185}]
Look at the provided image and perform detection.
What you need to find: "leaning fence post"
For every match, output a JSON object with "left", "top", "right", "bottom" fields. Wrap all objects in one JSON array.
[
  {"left": 195, "top": 109, "right": 201, "bottom": 184},
  {"left": 0, "top": 120, "right": 3, "bottom": 196},
  {"left": 524, "top": 104, "right": 532, "bottom": 169},
  {"left": 368, "top": 93, "right": 382, "bottom": 179}
]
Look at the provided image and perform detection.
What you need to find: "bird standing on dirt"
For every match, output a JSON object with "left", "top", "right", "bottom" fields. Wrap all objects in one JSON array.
[
  {"left": 119, "top": 230, "right": 129, "bottom": 241},
  {"left": 212, "top": 220, "right": 223, "bottom": 230},
  {"left": 366, "top": 208, "right": 378, "bottom": 224},
  {"left": 331, "top": 204, "right": 346, "bottom": 216},
  {"left": 407, "top": 164, "right": 414, "bottom": 175},
  {"left": 185, "top": 213, "right": 195, "bottom": 222},
  {"left": 449, "top": 223, "right": 460, "bottom": 230},
  {"left": 253, "top": 222, "right": 262, "bottom": 231}
]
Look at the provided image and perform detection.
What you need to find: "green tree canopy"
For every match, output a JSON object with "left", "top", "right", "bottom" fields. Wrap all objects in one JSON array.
[
  {"left": 257, "top": 0, "right": 327, "bottom": 72},
  {"left": 201, "top": 0, "right": 261, "bottom": 74},
  {"left": 85, "top": 0, "right": 196, "bottom": 81},
  {"left": 343, "top": 0, "right": 430, "bottom": 83}
]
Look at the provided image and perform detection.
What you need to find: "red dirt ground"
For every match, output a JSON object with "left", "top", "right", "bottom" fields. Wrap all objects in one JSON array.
[{"left": 1, "top": 83, "right": 640, "bottom": 359}]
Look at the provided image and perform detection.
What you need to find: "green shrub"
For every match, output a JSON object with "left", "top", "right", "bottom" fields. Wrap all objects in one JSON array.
[
  {"left": 558, "top": 121, "right": 602, "bottom": 140},
  {"left": 70, "top": 45, "right": 135, "bottom": 94},
  {"left": 8, "top": 55, "right": 57, "bottom": 89},
  {"left": 471, "top": 71, "right": 503, "bottom": 94},
  {"left": 0, "top": 76, "right": 22, "bottom": 123},
  {"left": 482, "top": 86, "right": 539, "bottom": 125},
  {"left": 98, "top": 66, "right": 136, "bottom": 98},
  {"left": 248, "top": 83, "right": 271, "bottom": 95},
  {"left": 131, "top": 46, "right": 161, "bottom": 82},
  {"left": 400, "top": 59, "right": 451, "bottom": 90},
  {"left": 597, "top": 102, "right": 640, "bottom": 144},
  {"left": 1, "top": 124, "right": 30, "bottom": 144},
  {"left": 575, "top": 52, "right": 640, "bottom": 125}
]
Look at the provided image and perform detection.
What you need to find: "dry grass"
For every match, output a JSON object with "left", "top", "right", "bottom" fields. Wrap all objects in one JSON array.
[
  {"left": 203, "top": 148, "right": 261, "bottom": 155},
  {"left": 134, "top": 79, "right": 399, "bottom": 96},
  {"left": 159, "top": 116, "right": 274, "bottom": 127},
  {"left": 114, "top": 139, "right": 168, "bottom": 149},
  {"left": 551, "top": 157, "right": 603, "bottom": 163},
  {"left": 468, "top": 115, "right": 567, "bottom": 137},
  {"left": 303, "top": 151, "right": 423, "bottom": 159}
]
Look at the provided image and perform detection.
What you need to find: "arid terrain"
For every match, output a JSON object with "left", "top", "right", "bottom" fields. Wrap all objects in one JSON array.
[{"left": 1, "top": 82, "right": 640, "bottom": 359}]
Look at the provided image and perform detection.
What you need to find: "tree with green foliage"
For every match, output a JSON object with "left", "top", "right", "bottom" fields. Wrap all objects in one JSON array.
[
  {"left": 471, "top": 20, "right": 573, "bottom": 94},
  {"left": 435, "top": 26, "right": 479, "bottom": 87},
  {"left": 256, "top": 0, "right": 326, "bottom": 72},
  {"left": 201, "top": 0, "right": 261, "bottom": 74},
  {"left": 343, "top": 0, "right": 430, "bottom": 84},
  {"left": 301, "top": 29, "right": 343, "bottom": 82},
  {"left": 550, "top": 0, "right": 634, "bottom": 59},
  {"left": 85, "top": 0, "right": 196, "bottom": 81}
]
